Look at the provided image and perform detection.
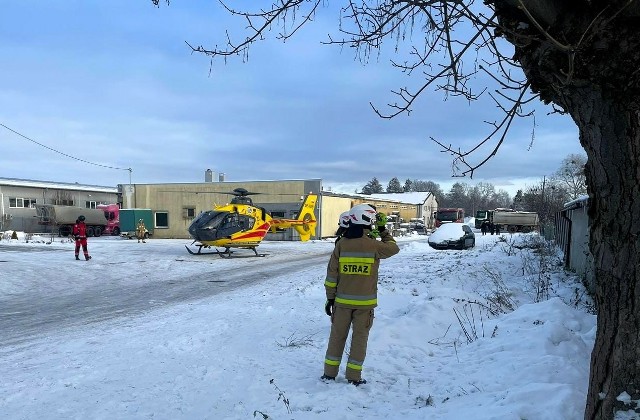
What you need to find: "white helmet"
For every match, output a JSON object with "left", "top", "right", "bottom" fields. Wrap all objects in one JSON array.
[
  {"left": 348, "top": 204, "right": 377, "bottom": 226},
  {"left": 338, "top": 211, "right": 351, "bottom": 228}
]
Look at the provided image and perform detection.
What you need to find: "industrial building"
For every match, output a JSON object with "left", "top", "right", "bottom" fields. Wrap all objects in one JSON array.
[
  {"left": 0, "top": 177, "right": 117, "bottom": 233},
  {"left": 1, "top": 174, "right": 437, "bottom": 240}
]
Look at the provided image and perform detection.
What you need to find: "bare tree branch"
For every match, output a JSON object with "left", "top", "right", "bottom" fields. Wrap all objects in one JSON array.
[{"left": 166, "top": 0, "right": 581, "bottom": 177}]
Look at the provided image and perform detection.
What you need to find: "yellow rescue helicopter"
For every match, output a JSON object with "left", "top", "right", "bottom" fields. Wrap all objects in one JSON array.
[{"left": 185, "top": 188, "right": 318, "bottom": 257}]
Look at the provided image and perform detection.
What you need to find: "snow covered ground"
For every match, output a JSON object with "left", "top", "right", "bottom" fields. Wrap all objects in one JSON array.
[{"left": 0, "top": 229, "right": 595, "bottom": 419}]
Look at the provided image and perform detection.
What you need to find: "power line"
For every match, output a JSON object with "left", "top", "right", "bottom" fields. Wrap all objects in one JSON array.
[{"left": 1, "top": 122, "right": 131, "bottom": 172}]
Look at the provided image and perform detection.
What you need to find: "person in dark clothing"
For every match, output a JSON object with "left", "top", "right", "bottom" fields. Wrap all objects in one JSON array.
[
  {"left": 322, "top": 204, "right": 399, "bottom": 386},
  {"left": 495, "top": 224, "right": 501, "bottom": 235},
  {"left": 480, "top": 220, "right": 488, "bottom": 235},
  {"left": 72, "top": 215, "right": 92, "bottom": 261},
  {"left": 489, "top": 222, "right": 495, "bottom": 235}
]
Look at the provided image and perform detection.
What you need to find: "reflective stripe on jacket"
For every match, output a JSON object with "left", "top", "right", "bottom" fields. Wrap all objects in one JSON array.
[{"left": 325, "top": 229, "right": 399, "bottom": 309}]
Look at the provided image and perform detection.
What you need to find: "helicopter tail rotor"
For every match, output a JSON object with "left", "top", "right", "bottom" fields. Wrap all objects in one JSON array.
[{"left": 293, "top": 194, "right": 318, "bottom": 241}]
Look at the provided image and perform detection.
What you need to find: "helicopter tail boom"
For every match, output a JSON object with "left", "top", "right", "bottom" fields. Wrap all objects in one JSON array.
[{"left": 269, "top": 194, "right": 318, "bottom": 241}]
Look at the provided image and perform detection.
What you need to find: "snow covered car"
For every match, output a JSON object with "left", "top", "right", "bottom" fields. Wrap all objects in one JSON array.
[{"left": 428, "top": 222, "right": 475, "bottom": 250}]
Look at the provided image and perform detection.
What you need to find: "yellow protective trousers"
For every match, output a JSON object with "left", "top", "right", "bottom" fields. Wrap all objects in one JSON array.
[{"left": 323, "top": 306, "right": 374, "bottom": 381}]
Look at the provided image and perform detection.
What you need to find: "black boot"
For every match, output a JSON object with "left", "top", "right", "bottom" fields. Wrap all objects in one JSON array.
[
  {"left": 348, "top": 379, "right": 367, "bottom": 386},
  {"left": 320, "top": 374, "right": 335, "bottom": 381},
  {"left": 75, "top": 255, "right": 80, "bottom": 260},
  {"left": 85, "top": 255, "right": 92, "bottom": 261}
]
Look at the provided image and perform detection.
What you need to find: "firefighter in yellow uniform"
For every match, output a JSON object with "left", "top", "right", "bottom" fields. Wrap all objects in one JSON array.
[
  {"left": 136, "top": 219, "right": 147, "bottom": 243},
  {"left": 321, "top": 204, "right": 399, "bottom": 386}
]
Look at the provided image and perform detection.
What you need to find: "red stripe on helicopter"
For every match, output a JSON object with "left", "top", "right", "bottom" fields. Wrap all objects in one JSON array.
[
  {"left": 234, "top": 231, "right": 267, "bottom": 240},
  {"left": 233, "top": 223, "right": 270, "bottom": 240},
  {"left": 270, "top": 219, "right": 316, "bottom": 225}
]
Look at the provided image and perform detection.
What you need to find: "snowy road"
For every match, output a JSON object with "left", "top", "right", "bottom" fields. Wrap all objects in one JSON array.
[{"left": 0, "top": 237, "right": 337, "bottom": 349}]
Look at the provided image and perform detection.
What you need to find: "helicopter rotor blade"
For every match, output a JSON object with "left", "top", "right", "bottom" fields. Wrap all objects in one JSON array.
[{"left": 231, "top": 188, "right": 261, "bottom": 197}]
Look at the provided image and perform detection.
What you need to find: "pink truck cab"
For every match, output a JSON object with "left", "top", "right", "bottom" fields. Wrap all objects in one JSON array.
[{"left": 97, "top": 203, "right": 121, "bottom": 236}]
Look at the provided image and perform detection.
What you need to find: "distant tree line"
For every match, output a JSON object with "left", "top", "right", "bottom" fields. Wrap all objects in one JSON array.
[
  {"left": 359, "top": 153, "right": 587, "bottom": 224},
  {"left": 513, "top": 153, "right": 588, "bottom": 226}
]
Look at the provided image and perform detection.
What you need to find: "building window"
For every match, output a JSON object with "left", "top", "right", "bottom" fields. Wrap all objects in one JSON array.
[
  {"left": 52, "top": 199, "right": 75, "bottom": 206},
  {"left": 155, "top": 212, "right": 169, "bottom": 228},
  {"left": 9, "top": 198, "right": 37, "bottom": 208},
  {"left": 182, "top": 207, "right": 196, "bottom": 219},
  {"left": 86, "top": 201, "right": 97, "bottom": 209}
]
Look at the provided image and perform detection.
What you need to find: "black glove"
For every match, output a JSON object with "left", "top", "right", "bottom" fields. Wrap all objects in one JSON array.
[
  {"left": 325, "top": 299, "right": 335, "bottom": 316},
  {"left": 74, "top": 235, "right": 80, "bottom": 241}
]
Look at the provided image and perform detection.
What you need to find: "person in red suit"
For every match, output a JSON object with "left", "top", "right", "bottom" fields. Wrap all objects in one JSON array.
[{"left": 72, "top": 215, "right": 92, "bottom": 261}]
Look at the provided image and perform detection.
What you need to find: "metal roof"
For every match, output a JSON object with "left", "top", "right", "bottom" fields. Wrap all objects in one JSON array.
[
  {"left": 0, "top": 177, "right": 118, "bottom": 193},
  {"left": 563, "top": 195, "right": 589, "bottom": 211},
  {"left": 321, "top": 191, "right": 433, "bottom": 205}
]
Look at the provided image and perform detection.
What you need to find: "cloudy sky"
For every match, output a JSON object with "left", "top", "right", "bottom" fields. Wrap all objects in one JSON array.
[{"left": 0, "top": 1, "right": 583, "bottom": 196}]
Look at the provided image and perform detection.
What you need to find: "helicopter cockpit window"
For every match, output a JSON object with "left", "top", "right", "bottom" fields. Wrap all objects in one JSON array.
[
  {"left": 239, "top": 215, "right": 254, "bottom": 231},
  {"left": 220, "top": 214, "right": 239, "bottom": 229},
  {"left": 194, "top": 211, "right": 226, "bottom": 230}
]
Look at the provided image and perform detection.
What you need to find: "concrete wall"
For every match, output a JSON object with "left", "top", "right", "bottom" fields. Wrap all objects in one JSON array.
[{"left": 319, "top": 195, "right": 355, "bottom": 238}]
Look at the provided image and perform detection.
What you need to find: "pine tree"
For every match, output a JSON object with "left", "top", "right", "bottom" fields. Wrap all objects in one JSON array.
[
  {"left": 361, "top": 177, "right": 384, "bottom": 195},
  {"left": 513, "top": 190, "right": 524, "bottom": 210},
  {"left": 403, "top": 179, "right": 413, "bottom": 192},
  {"left": 386, "top": 177, "right": 403, "bottom": 193}
]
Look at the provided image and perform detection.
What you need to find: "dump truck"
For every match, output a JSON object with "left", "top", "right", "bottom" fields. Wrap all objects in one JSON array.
[
  {"left": 119, "top": 208, "right": 154, "bottom": 239},
  {"left": 35, "top": 204, "right": 115, "bottom": 237},
  {"left": 475, "top": 209, "right": 492, "bottom": 229},
  {"left": 475, "top": 208, "right": 512, "bottom": 229},
  {"left": 492, "top": 209, "right": 539, "bottom": 233}
]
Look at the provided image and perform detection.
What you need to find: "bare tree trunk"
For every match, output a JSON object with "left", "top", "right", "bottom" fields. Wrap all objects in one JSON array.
[{"left": 567, "top": 92, "right": 640, "bottom": 420}]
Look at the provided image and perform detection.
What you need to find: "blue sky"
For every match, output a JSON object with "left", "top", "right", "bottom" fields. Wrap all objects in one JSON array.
[{"left": 0, "top": 1, "right": 583, "bottom": 196}]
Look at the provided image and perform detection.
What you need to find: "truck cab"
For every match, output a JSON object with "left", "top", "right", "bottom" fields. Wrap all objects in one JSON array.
[
  {"left": 435, "top": 208, "right": 465, "bottom": 228},
  {"left": 97, "top": 204, "right": 121, "bottom": 236}
]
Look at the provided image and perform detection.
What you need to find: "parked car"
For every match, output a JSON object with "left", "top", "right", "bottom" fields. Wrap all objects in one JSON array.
[
  {"left": 409, "top": 221, "right": 426, "bottom": 235},
  {"left": 428, "top": 222, "right": 475, "bottom": 250}
]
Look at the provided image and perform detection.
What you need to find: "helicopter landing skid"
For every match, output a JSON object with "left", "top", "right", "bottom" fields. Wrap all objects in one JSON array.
[
  {"left": 185, "top": 244, "right": 218, "bottom": 255},
  {"left": 184, "top": 244, "right": 266, "bottom": 258},
  {"left": 216, "top": 247, "right": 267, "bottom": 258}
]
